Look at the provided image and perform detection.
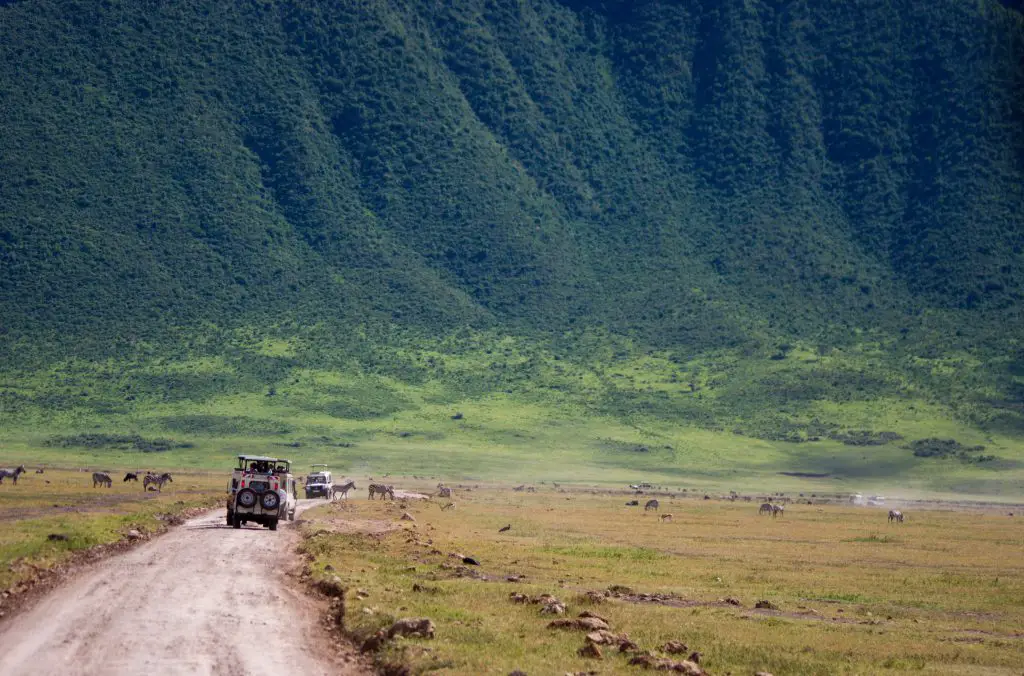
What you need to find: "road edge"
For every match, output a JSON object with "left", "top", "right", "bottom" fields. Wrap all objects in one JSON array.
[{"left": 0, "top": 504, "right": 216, "bottom": 626}]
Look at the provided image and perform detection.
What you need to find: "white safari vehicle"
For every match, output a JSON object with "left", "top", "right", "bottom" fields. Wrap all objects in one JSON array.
[
  {"left": 304, "top": 464, "right": 333, "bottom": 499},
  {"left": 226, "top": 455, "right": 297, "bottom": 531}
]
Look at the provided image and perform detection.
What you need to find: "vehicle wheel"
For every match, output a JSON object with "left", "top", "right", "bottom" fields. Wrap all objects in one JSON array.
[
  {"left": 236, "top": 488, "right": 257, "bottom": 509},
  {"left": 232, "top": 514, "right": 241, "bottom": 529},
  {"left": 269, "top": 520, "right": 278, "bottom": 531}
]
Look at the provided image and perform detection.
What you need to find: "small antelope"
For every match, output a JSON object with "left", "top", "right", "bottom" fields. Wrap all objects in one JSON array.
[
  {"left": 440, "top": 502, "right": 456, "bottom": 511},
  {"left": 659, "top": 513, "right": 673, "bottom": 522}
]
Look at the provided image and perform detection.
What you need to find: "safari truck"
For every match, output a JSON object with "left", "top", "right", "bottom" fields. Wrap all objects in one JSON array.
[
  {"left": 304, "top": 464, "right": 333, "bottom": 499},
  {"left": 226, "top": 455, "right": 297, "bottom": 531}
]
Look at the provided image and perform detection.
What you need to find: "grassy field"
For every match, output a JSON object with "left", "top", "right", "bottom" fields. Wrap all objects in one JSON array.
[
  {"left": 3, "top": 332, "right": 1022, "bottom": 500},
  {"left": 300, "top": 480, "right": 1024, "bottom": 675},
  {"left": 0, "top": 469, "right": 223, "bottom": 595}
]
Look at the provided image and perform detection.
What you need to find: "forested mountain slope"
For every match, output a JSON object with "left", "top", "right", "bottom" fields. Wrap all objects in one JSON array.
[{"left": 1, "top": 0, "right": 1022, "bottom": 445}]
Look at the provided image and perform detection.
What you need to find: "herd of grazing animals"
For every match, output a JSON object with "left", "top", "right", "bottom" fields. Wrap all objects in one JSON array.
[
  {"left": 1, "top": 467, "right": 921, "bottom": 527},
  {"left": 0, "top": 467, "right": 174, "bottom": 491}
]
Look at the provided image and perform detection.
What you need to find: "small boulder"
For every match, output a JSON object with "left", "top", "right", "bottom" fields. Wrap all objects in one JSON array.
[
  {"left": 47, "top": 534, "right": 69, "bottom": 542},
  {"left": 316, "top": 576, "right": 346, "bottom": 598},
  {"left": 540, "top": 601, "right": 567, "bottom": 615},
  {"left": 585, "top": 630, "right": 620, "bottom": 645},
  {"left": 755, "top": 600, "right": 777, "bottom": 610},
  {"left": 360, "top": 630, "right": 387, "bottom": 653},
  {"left": 577, "top": 616, "right": 609, "bottom": 631},
  {"left": 578, "top": 610, "right": 608, "bottom": 623},
  {"left": 400, "top": 512, "right": 416, "bottom": 522},
  {"left": 509, "top": 592, "right": 530, "bottom": 604},
  {"left": 546, "top": 619, "right": 578, "bottom": 630},
  {"left": 662, "top": 640, "right": 688, "bottom": 654},
  {"left": 578, "top": 643, "right": 603, "bottom": 659},
  {"left": 387, "top": 617, "right": 435, "bottom": 639},
  {"left": 126, "top": 529, "right": 143, "bottom": 540}
]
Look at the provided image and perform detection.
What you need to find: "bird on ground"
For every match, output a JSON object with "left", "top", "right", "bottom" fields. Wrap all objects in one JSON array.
[{"left": 498, "top": 524, "right": 511, "bottom": 533}]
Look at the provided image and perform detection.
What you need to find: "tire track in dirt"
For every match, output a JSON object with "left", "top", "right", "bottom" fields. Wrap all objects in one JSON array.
[{"left": 0, "top": 501, "right": 366, "bottom": 676}]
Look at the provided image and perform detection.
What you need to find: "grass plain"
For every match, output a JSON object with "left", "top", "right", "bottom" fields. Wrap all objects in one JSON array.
[
  {"left": 301, "top": 480, "right": 1024, "bottom": 675},
  {"left": 0, "top": 469, "right": 223, "bottom": 595}
]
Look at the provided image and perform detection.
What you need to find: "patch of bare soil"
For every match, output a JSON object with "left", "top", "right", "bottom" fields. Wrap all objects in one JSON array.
[
  {"left": 393, "top": 490, "right": 431, "bottom": 501},
  {"left": 309, "top": 502, "right": 402, "bottom": 536}
]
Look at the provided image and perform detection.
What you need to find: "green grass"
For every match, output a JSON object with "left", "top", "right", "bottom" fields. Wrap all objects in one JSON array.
[{"left": 0, "top": 469, "right": 223, "bottom": 591}]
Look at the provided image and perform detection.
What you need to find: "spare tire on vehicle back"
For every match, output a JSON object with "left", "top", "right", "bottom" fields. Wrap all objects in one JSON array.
[
  {"left": 261, "top": 491, "right": 279, "bottom": 510},
  {"left": 236, "top": 488, "right": 257, "bottom": 508}
]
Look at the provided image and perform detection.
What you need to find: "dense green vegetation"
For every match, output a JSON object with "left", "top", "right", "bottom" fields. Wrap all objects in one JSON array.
[{"left": 0, "top": 0, "right": 1022, "bottom": 492}]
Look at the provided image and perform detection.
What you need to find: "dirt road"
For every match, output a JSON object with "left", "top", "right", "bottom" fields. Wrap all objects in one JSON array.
[{"left": 0, "top": 501, "right": 363, "bottom": 676}]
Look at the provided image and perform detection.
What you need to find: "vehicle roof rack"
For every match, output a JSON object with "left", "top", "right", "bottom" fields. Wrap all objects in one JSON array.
[{"left": 236, "top": 455, "right": 290, "bottom": 464}]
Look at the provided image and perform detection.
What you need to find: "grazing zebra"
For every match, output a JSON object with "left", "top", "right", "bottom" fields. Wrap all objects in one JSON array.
[
  {"left": 888, "top": 510, "right": 904, "bottom": 523},
  {"left": 330, "top": 480, "right": 357, "bottom": 500},
  {"left": 0, "top": 465, "right": 27, "bottom": 485},
  {"left": 123, "top": 472, "right": 139, "bottom": 482},
  {"left": 92, "top": 472, "right": 113, "bottom": 488},
  {"left": 659, "top": 513, "right": 673, "bottom": 522},
  {"left": 368, "top": 483, "right": 395, "bottom": 500},
  {"left": 438, "top": 486, "right": 452, "bottom": 498},
  {"left": 644, "top": 499, "right": 659, "bottom": 511},
  {"left": 759, "top": 502, "right": 774, "bottom": 515},
  {"left": 772, "top": 504, "right": 785, "bottom": 517},
  {"left": 143, "top": 472, "right": 173, "bottom": 492}
]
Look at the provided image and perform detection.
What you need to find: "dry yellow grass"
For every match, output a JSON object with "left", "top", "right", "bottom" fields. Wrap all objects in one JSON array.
[
  {"left": 302, "top": 481, "right": 1024, "bottom": 675},
  {"left": 0, "top": 468, "right": 223, "bottom": 592}
]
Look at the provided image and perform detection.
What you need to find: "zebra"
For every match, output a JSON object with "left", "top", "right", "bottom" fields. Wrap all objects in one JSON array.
[
  {"left": 888, "top": 510, "right": 904, "bottom": 523},
  {"left": 772, "top": 504, "right": 785, "bottom": 517},
  {"left": 759, "top": 502, "right": 774, "bottom": 515},
  {"left": 368, "top": 483, "right": 394, "bottom": 500},
  {"left": 92, "top": 472, "right": 113, "bottom": 488},
  {"left": 644, "top": 499, "right": 659, "bottom": 511},
  {"left": 0, "top": 465, "right": 26, "bottom": 485},
  {"left": 438, "top": 486, "right": 452, "bottom": 498},
  {"left": 123, "top": 472, "right": 139, "bottom": 482},
  {"left": 143, "top": 472, "right": 173, "bottom": 492},
  {"left": 330, "top": 480, "right": 357, "bottom": 500}
]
